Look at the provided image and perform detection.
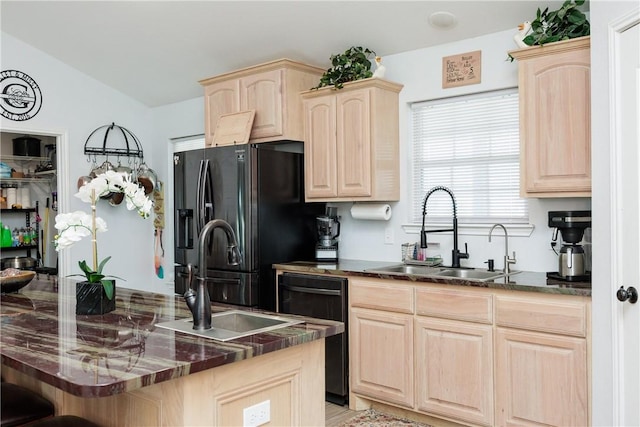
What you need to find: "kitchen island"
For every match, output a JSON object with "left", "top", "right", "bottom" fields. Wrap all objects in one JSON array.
[{"left": 0, "top": 279, "right": 343, "bottom": 426}]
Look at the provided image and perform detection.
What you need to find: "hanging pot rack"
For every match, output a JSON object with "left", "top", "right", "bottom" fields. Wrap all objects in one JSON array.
[{"left": 84, "top": 122, "right": 144, "bottom": 160}]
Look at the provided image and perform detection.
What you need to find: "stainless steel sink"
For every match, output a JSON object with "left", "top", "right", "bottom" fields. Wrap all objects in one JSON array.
[
  {"left": 435, "top": 269, "right": 506, "bottom": 281},
  {"left": 367, "top": 264, "right": 521, "bottom": 282},
  {"left": 156, "top": 310, "right": 303, "bottom": 342},
  {"left": 366, "top": 264, "right": 445, "bottom": 276}
]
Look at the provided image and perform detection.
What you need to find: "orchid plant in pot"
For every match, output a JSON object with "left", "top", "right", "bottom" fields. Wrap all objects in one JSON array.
[{"left": 55, "top": 170, "right": 153, "bottom": 315}]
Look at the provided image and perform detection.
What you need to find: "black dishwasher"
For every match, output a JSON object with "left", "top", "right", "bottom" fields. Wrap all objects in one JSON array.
[{"left": 278, "top": 272, "right": 348, "bottom": 404}]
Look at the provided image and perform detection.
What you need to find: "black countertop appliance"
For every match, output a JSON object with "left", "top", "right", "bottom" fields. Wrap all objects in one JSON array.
[
  {"left": 174, "top": 142, "right": 325, "bottom": 311},
  {"left": 548, "top": 210, "right": 591, "bottom": 282}
]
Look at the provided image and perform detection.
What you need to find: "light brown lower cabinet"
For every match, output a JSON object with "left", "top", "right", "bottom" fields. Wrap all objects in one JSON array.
[
  {"left": 350, "top": 307, "right": 414, "bottom": 408},
  {"left": 415, "top": 317, "right": 494, "bottom": 426},
  {"left": 349, "top": 278, "right": 414, "bottom": 408},
  {"left": 495, "top": 293, "right": 589, "bottom": 427},
  {"left": 347, "top": 277, "right": 590, "bottom": 427},
  {"left": 495, "top": 328, "right": 588, "bottom": 427}
]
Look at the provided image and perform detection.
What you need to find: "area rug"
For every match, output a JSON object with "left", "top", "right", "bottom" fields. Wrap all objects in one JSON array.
[{"left": 338, "top": 409, "right": 431, "bottom": 427}]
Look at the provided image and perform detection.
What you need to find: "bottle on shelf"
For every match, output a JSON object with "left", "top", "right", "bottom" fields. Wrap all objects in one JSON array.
[
  {"left": 1, "top": 224, "right": 12, "bottom": 248},
  {"left": 12, "top": 227, "right": 19, "bottom": 247},
  {"left": 23, "top": 227, "right": 30, "bottom": 245}
]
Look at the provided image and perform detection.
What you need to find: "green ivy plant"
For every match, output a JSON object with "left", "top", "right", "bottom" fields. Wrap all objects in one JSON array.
[
  {"left": 523, "top": 0, "right": 590, "bottom": 46},
  {"left": 508, "top": 0, "right": 590, "bottom": 61},
  {"left": 313, "top": 46, "right": 377, "bottom": 90}
]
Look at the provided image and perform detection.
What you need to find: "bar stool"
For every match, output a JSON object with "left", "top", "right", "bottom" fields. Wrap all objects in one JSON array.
[{"left": 0, "top": 383, "right": 54, "bottom": 427}]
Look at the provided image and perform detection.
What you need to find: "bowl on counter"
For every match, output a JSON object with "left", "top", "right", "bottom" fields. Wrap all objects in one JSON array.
[{"left": 0, "top": 268, "right": 36, "bottom": 293}]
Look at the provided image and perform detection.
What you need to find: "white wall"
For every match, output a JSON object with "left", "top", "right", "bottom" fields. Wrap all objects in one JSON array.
[
  {"left": 334, "top": 29, "right": 591, "bottom": 272},
  {"left": 1, "top": 32, "right": 157, "bottom": 291},
  {"left": 148, "top": 97, "right": 204, "bottom": 294}
]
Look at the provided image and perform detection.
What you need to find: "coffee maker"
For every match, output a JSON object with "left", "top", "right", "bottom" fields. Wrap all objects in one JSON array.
[
  {"left": 316, "top": 207, "right": 340, "bottom": 262},
  {"left": 548, "top": 210, "right": 591, "bottom": 281}
]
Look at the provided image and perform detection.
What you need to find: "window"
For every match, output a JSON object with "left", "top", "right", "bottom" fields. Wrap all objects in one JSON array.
[{"left": 410, "top": 88, "right": 528, "bottom": 225}]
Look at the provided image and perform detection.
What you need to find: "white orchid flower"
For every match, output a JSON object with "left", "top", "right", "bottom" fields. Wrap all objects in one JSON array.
[
  {"left": 54, "top": 211, "right": 107, "bottom": 251},
  {"left": 54, "top": 171, "right": 152, "bottom": 268},
  {"left": 121, "top": 180, "right": 152, "bottom": 218}
]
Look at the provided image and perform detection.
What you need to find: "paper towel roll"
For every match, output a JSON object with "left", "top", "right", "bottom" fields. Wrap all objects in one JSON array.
[
  {"left": 20, "top": 187, "right": 31, "bottom": 208},
  {"left": 350, "top": 203, "right": 392, "bottom": 221},
  {"left": 6, "top": 188, "right": 17, "bottom": 208}
]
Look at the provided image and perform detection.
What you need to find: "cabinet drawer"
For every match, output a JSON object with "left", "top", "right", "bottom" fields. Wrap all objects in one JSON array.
[
  {"left": 350, "top": 278, "right": 413, "bottom": 314},
  {"left": 416, "top": 286, "right": 493, "bottom": 324},
  {"left": 495, "top": 294, "right": 587, "bottom": 337}
]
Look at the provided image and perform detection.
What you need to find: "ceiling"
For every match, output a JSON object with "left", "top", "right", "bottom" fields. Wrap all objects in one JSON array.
[{"left": 1, "top": 1, "right": 575, "bottom": 107}]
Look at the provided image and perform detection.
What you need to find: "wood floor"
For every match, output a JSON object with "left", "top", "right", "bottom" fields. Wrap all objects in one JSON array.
[{"left": 325, "top": 401, "right": 358, "bottom": 426}]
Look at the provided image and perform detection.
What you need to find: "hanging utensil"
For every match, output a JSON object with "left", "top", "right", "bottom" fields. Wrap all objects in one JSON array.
[
  {"left": 42, "top": 197, "right": 49, "bottom": 266},
  {"left": 154, "top": 229, "right": 164, "bottom": 279},
  {"left": 153, "top": 182, "right": 165, "bottom": 278},
  {"left": 77, "top": 175, "right": 93, "bottom": 190},
  {"left": 136, "top": 162, "right": 157, "bottom": 195}
]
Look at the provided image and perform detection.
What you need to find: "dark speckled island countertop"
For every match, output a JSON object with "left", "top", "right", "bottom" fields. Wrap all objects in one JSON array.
[
  {"left": 0, "top": 278, "right": 343, "bottom": 398},
  {"left": 273, "top": 259, "right": 592, "bottom": 297}
]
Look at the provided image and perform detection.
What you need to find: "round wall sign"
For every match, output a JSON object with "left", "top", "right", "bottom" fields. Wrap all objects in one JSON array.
[{"left": 0, "top": 70, "right": 43, "bottom": 121}]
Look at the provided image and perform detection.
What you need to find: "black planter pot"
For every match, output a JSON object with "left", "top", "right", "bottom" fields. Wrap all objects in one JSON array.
[{"left": 76, "top": 281, "right": 116, "bottom": 315}]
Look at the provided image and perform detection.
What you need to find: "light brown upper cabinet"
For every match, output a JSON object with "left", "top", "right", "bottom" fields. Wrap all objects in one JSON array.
[
  {"left": 200, "top": 59, "right": 324, "bottom": 146},
  {"left": 301, "top": 79, "right": 403, "bottom": 202},
  {"left": 509, "top": 36, "right": 591, "bottom": 197}
]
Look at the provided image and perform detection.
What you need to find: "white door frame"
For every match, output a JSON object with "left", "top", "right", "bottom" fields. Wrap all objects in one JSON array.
[
  {"left": 1, "top": 125, "right": 71, "bottom": 278},
  {"left": 603, "top": 7, "right": 640, "bottom": 426}
]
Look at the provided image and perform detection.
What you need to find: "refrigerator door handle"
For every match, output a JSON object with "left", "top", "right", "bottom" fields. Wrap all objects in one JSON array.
[
  {"left": 203, "top": 159, "right": 214, "bottom": 225},
  {"left": 196, "top": 159, "right": 205, "bottom": 234},
  {"left": 236, "top": 151, "right": 246, "bottom": 257},
  {"left": 197, "top": 159, "right": 214, "bottom": 234}
]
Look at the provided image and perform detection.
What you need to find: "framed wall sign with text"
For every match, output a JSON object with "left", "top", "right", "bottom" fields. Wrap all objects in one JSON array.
[
  {"left": 0, "top": 70, "right": 43, "bottom": 121},
  {"left": 442, "top": 50, "right": 481, "bottom": 89}
]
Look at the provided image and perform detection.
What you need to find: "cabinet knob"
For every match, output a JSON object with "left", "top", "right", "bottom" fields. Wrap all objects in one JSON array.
[{"left": 616, "top": 286, "right": 638, "bottom": 304}]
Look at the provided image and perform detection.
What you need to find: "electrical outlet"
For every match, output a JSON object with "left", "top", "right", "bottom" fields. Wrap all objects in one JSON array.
[
  {"left": 384, "top": 225, "right": 394, "bottom": 245},
  {"left": 243, "top": 400, "right": 270, "bottom": 427}
]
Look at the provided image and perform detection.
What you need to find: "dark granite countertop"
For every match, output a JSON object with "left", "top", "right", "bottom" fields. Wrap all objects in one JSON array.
[
  {"left": 0, "top": 279, "right": 343, "bottom": 398},
  {"left": 274, "top": 259, "right": 591, "bottom": 297}
]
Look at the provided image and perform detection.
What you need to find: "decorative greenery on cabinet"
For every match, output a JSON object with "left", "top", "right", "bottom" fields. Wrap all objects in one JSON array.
[
  {"left": 523, "top": 0, "right": 590, "bottom": 47},
  {"left": 313, "top": 46, "right": 377, "bottom": 90}
]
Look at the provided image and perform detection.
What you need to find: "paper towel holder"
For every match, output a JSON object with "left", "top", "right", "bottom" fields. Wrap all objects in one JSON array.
[{"left": 350, "top": 202, "right": 392, "bottom": 221}]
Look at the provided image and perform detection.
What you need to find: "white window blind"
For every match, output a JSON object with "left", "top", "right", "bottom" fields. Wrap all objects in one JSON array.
[
  {"left": 410, "top": 89, "right": 528, "bottom": 225},
  {"left": 172, "top": 135, "right": 205, "bottom": 153}
]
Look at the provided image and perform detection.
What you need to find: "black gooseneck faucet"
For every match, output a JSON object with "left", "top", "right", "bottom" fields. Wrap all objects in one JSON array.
[
  {"left": 184, "top": 219, "right": 242, "bottom": 330},
  {"left": 420, "top": 186, "right": 469, "bottom": 268}
]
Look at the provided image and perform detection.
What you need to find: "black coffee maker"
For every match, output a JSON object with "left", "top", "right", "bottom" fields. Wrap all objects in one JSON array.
[
  {"left": 316, "top": 207, "right": 340, "bottom": 262},
  {"left": 548, "top": 210, "right": 591, "bottom": 281}
]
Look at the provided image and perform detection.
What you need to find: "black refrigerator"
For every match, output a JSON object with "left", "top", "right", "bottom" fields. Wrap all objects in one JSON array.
[{"left": 174, "top": 142, "right": 324, "bottom": 311}]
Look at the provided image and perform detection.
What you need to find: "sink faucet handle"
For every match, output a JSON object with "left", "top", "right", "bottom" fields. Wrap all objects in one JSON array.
[
  {"left": 508, "top": 251, "right": 517, "bottom": 263},
  {"left": 187, "top": 263, "right": 195, "bottom": 289},
  {"left": 460, "top": 242, "right": 470, "bottom": 259}
]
